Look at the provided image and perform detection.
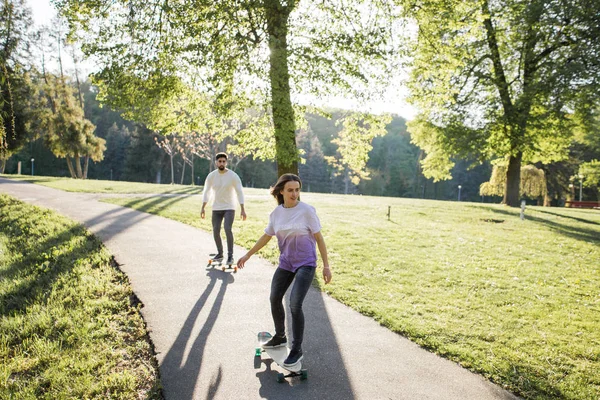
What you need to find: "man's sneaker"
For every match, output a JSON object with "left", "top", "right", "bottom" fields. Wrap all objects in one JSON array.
[
  {"left": 262, "top": 335, "right": 287, "bottom": 349},
  {"left": 283, "top": 348, "right": 303, "bottom": 367},
  {"left": 226, "top": 255, "right": 234, "bottom": 265},
  {"left": 211, "top": 254, "right": 223, "bottom": 262}
]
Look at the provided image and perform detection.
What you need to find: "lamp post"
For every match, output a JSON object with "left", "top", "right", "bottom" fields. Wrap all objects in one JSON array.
[
  {"left": 458, "top": 185, "right": 462, "bottom": 201},
  {"left": 578, "top": 174, "right": 584, "bottom": 201},
  {"left": 569, "top": 183, "right": 574, "bottom": 201},
  {"left": 30, "top": 158, "right": 34, "bottom": 176}
]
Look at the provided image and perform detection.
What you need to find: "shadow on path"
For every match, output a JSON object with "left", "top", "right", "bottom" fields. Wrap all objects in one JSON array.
[
  {"left": 161, "top": 268, "right": 233, "bottom": 399},
  {"left": 83, "top": 195, "right": 191, "bottom": 242},
  {"left": 254, "top": 285, "right": 356, "bottom": 400}
]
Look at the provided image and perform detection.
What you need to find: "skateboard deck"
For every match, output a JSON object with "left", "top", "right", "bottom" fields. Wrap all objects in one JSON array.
[
  {"left": 206, "top": 254, "right": 238, "bottom": 272},
  {"left": 255, "top": 331, "right": 307, "bottom": 382}
]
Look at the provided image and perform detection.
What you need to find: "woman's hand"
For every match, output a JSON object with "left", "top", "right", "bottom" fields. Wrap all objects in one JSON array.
[
  {"left": 322, "top": 267, "right": 332, "bottom": 284},
  {"left": 237, "top": 254, "right": 250, "bottom": 269}
]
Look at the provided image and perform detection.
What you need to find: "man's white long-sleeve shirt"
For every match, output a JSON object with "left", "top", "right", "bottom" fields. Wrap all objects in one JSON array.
[{"left": 202, "top": 169, "right": 245, "bottom": 211}]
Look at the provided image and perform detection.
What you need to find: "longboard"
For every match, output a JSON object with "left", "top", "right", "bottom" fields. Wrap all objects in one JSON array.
[
  {"left": 206, "top": 254, "right": 237, "bottom": 272},
  {"left": 255, "top": 331, "right": 307, "bottom": 382}
]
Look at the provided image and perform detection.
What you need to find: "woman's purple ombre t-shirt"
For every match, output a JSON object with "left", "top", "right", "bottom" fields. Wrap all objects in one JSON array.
[{"left": 264, "top": 201, "right": 322, "bottom": 272}]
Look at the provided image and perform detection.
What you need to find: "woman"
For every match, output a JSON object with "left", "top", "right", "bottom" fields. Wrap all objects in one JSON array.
[{"left": 237, "top": 173, "right": 332, "bottom": 367}]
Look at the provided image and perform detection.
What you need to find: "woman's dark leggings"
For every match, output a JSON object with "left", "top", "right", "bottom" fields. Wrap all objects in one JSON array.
[{"left": 270, "top": 266, "right": 315, "bottom": 351}]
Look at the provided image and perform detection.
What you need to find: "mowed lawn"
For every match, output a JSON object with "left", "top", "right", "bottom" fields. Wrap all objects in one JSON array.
[
  {"left": 0, "top": 194, "right": 161, "bottom": 399},
  {"left": 3, "top": 175, "right": 600, "bottom": 399}
]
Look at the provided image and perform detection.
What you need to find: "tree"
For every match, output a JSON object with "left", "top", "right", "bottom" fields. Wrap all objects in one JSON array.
[
  {"left": 297, "top": 127, "right": 329, "bottom": 193},
  {"left": 40, "top": 73, "right": 105, "bottom": 178},
  {"left": 480, "top": 163, "right": 547, "bottom": 203},
  {"left": 0, "top": 0, "right": 34, "bottom": 170},
  {"left": 101, "top": 122, "right": 131, "bottom": 180},
  {"left": 404, "top": 0, "right": 600, "bottom": 206},
  {"left": 325, "top": 112, "right": 390, "bottom": 194},
  {"left": 58, "top": 0, "right": 400, "bottom": 177},
  {"left": 579, "top": 160, "right": 600, "bottom": 201}
]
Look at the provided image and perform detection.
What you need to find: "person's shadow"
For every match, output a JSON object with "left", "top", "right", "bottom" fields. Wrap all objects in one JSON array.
[
  {"left": 254, "top": 287, "right": 356, "bottom": 400},
  {"left": 160, "top": 267, "right": 234, "bottom": 399}
]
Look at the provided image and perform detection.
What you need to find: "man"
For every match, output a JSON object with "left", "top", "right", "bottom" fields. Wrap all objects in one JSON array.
[{"left": 201, "top": 153, "right": 247, "bottom": 265}]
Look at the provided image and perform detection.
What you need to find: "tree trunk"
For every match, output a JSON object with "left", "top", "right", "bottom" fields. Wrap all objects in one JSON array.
[
  {"left": 83, "top": 156, "right": 90, "bottom": 179},
  {"left": 265, "top": 1, "right": 298, "bottom": 178},
  {"left": 170, "top": 154, "right": 174, "bottom": 184},
  {"left": 503, "top": 152, "right": 522, "bottom": 206},
  {"left": 191, "top": 153, "right": 195, "bottom": 186},
  {"left": 180, "top": 156, "right": 186, "bottom": 185},
  {"left": 74, "top": 154, "right": 84, "bottom": 179},
  {"left": 65, "top": 157, "right": 77, "bottom": 178},
  {"left": 343, "top": 166, "right": 349, "bottom": 195}
]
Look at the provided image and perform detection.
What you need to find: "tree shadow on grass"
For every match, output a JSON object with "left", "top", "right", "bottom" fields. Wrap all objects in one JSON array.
[
  {"left": 469, "top": 206, "right": 600, "bottom": 245},
  {"left": 0, "top": 213, "right": 101, "bottom": 315},
  {"left": 530, "top": 208, "right": 600, "bottom": 226},
  {"left": 163, "top": 186, "right": 202, "bottom": 195},
  {"left": 160, "top": 268, "right": 233, "bottom": 400}
]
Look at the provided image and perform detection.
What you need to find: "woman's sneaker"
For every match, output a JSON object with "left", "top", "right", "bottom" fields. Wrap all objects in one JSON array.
[
  {"left": 283, "top": 348, "right": 303, "bottom": 367},
  {"left": 262, "top": 335, "right": 287, "bottom": 349}
]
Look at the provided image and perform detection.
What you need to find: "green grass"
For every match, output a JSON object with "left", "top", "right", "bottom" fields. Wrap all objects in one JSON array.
[
  {"left": 2, "top": 175, "right": 599, "bottom": 399},
  {"left": 101, "top": 186, "right": 600, "bottom": 400},
  {"left": 0, "top": 194, "right": 161, "bottom": 399},
  {"left": 1, "top": 174, "right": 202, "bottom": 195}
]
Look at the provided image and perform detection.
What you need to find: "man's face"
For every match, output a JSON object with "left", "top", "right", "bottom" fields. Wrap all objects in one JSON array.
[{"left": 216, "top": 157, "right": 227, "bottom": 171}]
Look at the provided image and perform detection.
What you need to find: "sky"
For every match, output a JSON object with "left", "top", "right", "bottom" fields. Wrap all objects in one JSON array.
[{"left": 25, "top": 0, "right": 416, "bottom": 120}]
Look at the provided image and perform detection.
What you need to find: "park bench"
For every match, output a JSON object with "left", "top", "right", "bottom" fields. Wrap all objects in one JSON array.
[{"left": 565, "top": 200, "right": 600, "bottom": 209}]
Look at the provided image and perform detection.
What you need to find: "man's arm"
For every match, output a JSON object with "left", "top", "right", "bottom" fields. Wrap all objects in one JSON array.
[
  {"left": 233, "top": 173, "right": 246, "bottom": 221},
  {"left": 201, "top": 173, "right": 213, "bottom": 219}
]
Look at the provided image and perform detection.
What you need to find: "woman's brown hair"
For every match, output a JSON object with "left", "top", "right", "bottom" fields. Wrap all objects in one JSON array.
[{"left": 270, "top": 174, "right": 302, "bottom": 205}]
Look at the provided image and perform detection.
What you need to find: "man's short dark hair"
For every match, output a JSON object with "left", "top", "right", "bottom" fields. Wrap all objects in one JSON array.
[{"left": 215, "top": 152, "right": 228, "bottom": 161}]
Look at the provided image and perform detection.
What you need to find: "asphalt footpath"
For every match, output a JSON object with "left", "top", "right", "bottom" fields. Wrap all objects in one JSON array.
[{"left": 0, "top": 177, "right": 519, "bottom": 400}]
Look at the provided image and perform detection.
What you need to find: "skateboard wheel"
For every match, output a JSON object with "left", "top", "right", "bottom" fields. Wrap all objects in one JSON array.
[
  {"left": 208, "top": 260, "right": 212, "bottom": 265},
  {"left": 255, "top": 347, "right": 262, "bottom": 357},
  {"left": 234, "top": 266, "right": 238, "bottom": 273},
  {"left": 221, "top": 266, "right": 226, "bottom": 271},
  {"left": 301, "top": 370, "right": 308, "bottom": 380},
  {"left": 277, "top": 373, "right": 285, "bottom": 383}
]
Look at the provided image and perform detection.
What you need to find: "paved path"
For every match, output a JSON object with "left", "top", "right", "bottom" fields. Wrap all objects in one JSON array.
[{"left": 1, "top": 177, "right": 519, "bottom": 400}]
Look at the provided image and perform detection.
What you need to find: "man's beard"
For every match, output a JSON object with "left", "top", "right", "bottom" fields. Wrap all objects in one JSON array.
[{"left": 218, "top": 165, "right": 225, "bottom": 171}]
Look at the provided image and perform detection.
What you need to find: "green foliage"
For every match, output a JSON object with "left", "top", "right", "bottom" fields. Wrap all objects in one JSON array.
[
  {"left": 407, "top": 117, "right": 456, "bottom": 182},
  {"left": 404, "top": 0, "right": 600, "bottom": 205},
  {"left": 0, "top": 0, "right": 34, "bottom": 165},
  {"left": 37, "top": 74, "right": 106, "bottom": 178},
  {"left": 0, "top": 194, "right": 160, "bottom": 399},
  {"left": 579, "top": 160, "right": 600, "bottom": 199},
  {"left": 480, "top": 163, "right": 547, "bottom": 199},
  {"left": 325, "top": 112, "right": 391, "bottom": 188},
  {"left": 58, "top": 0, "right": 401, "bottom": 175}
]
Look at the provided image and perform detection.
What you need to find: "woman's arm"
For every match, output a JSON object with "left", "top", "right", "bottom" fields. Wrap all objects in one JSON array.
[
  {"left": 314, "top": 231, "right": 332, "bottom": 284},
  {"left": 237, "top": 234, "right": 272, "bottom": 269}
]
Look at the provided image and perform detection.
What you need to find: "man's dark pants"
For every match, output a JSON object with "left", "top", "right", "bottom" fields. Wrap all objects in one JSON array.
[{"left": 212, "top": 210, "right": 235, "bottom": 258}]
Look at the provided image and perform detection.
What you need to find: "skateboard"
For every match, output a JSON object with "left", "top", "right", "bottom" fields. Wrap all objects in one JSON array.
[
  {"left": 255, "top": 331, "right": 307, "bottom": 383},
  {"left": 221, "top": 262, "right": 238, "bottom": 273},
  {"left": 207, "top": 254, "right": 238, "bottom": 272}
]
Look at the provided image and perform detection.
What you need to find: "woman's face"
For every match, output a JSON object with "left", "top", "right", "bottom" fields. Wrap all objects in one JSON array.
[{"left": 281, "top": 180, "right": 300, "bottom": 206}]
